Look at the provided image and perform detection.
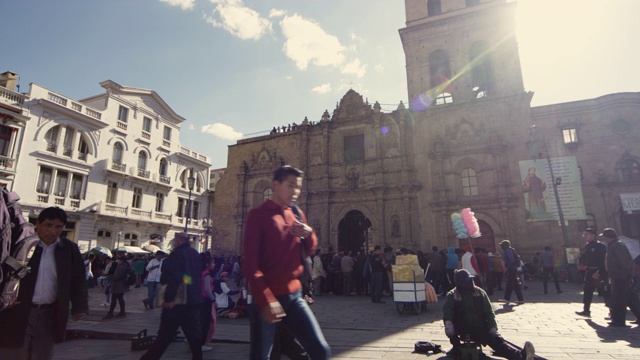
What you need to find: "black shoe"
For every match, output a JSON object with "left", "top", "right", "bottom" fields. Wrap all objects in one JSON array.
[
  {"left": 102, "top": 313, "right": 113, "bottom": 320},
  {"left": 607, "top": 322, "right": 627, "bottom": 328},
  {"left": 115, "top": 312, "right": 126, "bottom": 318},
  {"left": 557, "top": 290, "right": 563, "bottom": 294},
  {"left": 142, "top": 299, "right": 149, "bottom": 309},
  {"left": 520, "top": 341, "right": 535, "bottom": 360},
  {"left": 375, "top": 301, "right": 386, "bottom": 304},
  {"left": 575, "top": 310, "right": 591, "bottom": 317}
]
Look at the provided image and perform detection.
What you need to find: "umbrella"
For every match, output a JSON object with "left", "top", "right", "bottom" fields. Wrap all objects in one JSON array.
[
  {"left": 619, "top": 236, "right": 640, "bottom": 260},
  {"left": 89, "top": 246, "right": 112, "bottom": 258},
  {"left": 114, "top": 246, "right": 150, "bottom": 255},
  {"left": 142, "top": 244, "right": 161, "bottom": 253}
]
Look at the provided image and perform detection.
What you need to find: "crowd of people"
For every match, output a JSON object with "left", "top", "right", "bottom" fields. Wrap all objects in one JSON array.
[{"left": 1, "top": 170, "right": 639, "bottom": 360}]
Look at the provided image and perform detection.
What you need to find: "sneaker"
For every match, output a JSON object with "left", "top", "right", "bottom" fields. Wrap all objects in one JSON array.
[
  {"left": 517, "top": 301, "right": 525, "bottom": 305},
  {"left": 521, "top": 341, "right": 535, "bottom": 360},
  {"left": 101, "top": 302, "right": 110, "bottom": 307},
  {"left": 575, "top": 310, "right": 591, "bottom": 317},
  {"left": 201, "top": 345, "right": 213, "bottom": 352},
  {"left": 142, "top": 299, "right": 149, "bottom": 309}
]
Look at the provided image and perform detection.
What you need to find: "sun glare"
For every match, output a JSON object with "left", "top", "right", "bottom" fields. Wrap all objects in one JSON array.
[{"left": 515, "top": 0, "right": 616, "bottom": 105}]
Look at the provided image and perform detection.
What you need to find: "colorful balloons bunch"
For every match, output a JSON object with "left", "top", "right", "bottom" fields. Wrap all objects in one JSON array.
[
  {"left": 460, "top": 208, "right": 481, "bottom": 238},
  {"left": 451, "top": 212, "right": 469, "bottom": 239}
]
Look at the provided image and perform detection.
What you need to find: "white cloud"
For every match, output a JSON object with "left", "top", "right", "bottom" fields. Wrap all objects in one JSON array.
[
  {"left": 280, "top": 14, "right": 345, "bottom": 70},
  {"left": 188, "top": 124, "right": 195, "bottom": 130},
  {"left": 269, "top": 9, "right": 286, "bottom": 18},
  {"left": 311, "top": 83, "right": 332, "bottom": 95},
  {"left": 201, "top": 123, "right": 243, "bottom": 141},
  {"left": 159, "top": 0, "right": 194, "bottom": 10},
  {"left": 204, "top": 0, "right": 272, "bottom": 40},
  {"left": 341, "top": 58, "right": 367, "bottom": 78},
  {"left": 374, "top": 63, "right": 384, "bottom": 72}
]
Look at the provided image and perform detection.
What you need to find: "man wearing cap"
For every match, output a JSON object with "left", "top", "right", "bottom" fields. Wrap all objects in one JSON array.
[
  {"left": 602, "top": 228, "right": 634, "bottom": 327},
  {"left": 443, "top": 269, "right": 536, "bottom": 359},
  {"left": 575, "top": 228, "right": 607, "bottom": 317},
  {"left": 141, "top": 232, "right": 203, "bottom": 360},
  {"left": 499, "top": 240, "right": 525, "bottom": 305}
]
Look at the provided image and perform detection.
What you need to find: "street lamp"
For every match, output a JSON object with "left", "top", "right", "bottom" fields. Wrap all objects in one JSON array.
[
  {"left": 525, "top": 125, "right": 570, "bottom": 264},
  {"left": 184, "top": 167, "right": 196, "bottom": 233}
]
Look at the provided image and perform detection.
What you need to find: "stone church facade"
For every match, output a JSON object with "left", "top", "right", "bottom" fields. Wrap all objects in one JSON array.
[{"left": 211, "top": 0, "right": 640, "bottom": 261}]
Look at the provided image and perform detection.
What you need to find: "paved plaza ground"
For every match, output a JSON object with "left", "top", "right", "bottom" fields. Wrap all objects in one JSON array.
[{"left": 53, "top": 281, "right": 639, "bottom": 359}]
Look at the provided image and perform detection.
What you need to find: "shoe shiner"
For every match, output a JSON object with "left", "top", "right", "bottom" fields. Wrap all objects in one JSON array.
[{"left": 443, "top": 269, "right": 536, "bottom": 360}]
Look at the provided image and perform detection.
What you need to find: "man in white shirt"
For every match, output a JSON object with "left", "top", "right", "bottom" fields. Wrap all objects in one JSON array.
[
  {"left": 143, "top": 251, "right": 166, "bottom": 309},
  {"left": 0, "top": 206, "right": 88, "bottom": 360}
]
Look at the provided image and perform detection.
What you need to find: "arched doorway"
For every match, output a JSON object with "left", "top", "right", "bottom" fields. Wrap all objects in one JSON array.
[
  {"left": 338, "top": 210, "right": 372, "bottom": 255},
  {"left": 458, "top": 219, "right": 495, "bottom": 253}
]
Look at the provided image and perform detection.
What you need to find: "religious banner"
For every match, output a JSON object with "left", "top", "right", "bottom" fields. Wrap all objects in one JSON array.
[{"left": 519, "top": 156, "right": 587, "bottom": 222}]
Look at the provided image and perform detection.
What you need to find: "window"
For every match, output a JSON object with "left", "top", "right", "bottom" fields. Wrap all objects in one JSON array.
[
  {"left": 155, "top": 192, "right": 164, "bottom": 212},
  {"left": 137, "top": 151, "right": 147, "bottom": 171},
  {"left": 70, "top": 174, "right": 83, "bottom": 199},
  {"left": 461, "top": 168, "right": 478, "bottom": 196},
  {"left": 470, "top": 41, "right": 493, "bottom": 99},
  {"left": 344, "top": 134, "right": 365, "bottom": 163},
  {"left": 430, "top": 50, "right": 453, "bottom": 105},
  {"left": 117, "top": 106, "right": 129, "bottom": 123},
  {"left": 132, "top": 187, "right": 142, "bottom": 208},
  {"left": 427, "top": 0, "right": 441, "bottom": 16},
  {"left": 106, "top": 181, "right": 118, "bottom": 204},
  {"left": 124, "top": 233, "right": 138, "bottom": 246},
  {"left": 54, "top": 171, "right": 68, "bottom": 197},
  {"left": 619, "top": 159, "right": 640, "bottom": 182},
  {"left": 192, "top": 201, "right": 200, "bottom": 219},
  {"left": 77, "top": 137, "right": 89, "bottom": 159},
  {"left": 163, "top": 126, "right": 171, "bottom": 141},
  {"left": 159, "top": 158, "right": 168, "bottom": 176},
  {"left": 112, "top": 143, "right": 123, "bottom": 164},
  {"left": 142, "top": 117, "right": 152, "bottom": 132},
  {"left": 177, "top": 198, "right": 185, "bottom": 217},
  {"left": 45, "top": 126, "right": 59, "bottom": 152},
  {"left": 562, "top": 128, "right": 578, "bottom": 144},
  {"left": 37, "top": 166, "right": 53, "bottom": 194},
  {"left": 0, "top": 125, "right": 12, "bottom": 156},
  {"left": 63, "top": 126, "right": 74, "bottom": 156},
  {"left": 263, "top": 188, "right": 272, "bottom": 201}
]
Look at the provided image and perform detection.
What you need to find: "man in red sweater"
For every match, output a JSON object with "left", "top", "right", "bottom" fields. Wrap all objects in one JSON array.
[{"left": 242, "top": 165, "right": 331, "bottom": 360}]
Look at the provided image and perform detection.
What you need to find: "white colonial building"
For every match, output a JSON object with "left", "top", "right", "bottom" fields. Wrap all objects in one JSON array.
[{"left": 5, "top": 76, "right": 211, "bottom": 252}]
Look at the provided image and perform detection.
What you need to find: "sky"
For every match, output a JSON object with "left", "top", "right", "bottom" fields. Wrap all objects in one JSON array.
[{"left": 1, "top": 0, "right": 639, "bottom": 169}]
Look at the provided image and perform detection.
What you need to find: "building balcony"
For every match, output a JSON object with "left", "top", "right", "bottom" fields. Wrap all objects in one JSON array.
[
  {"left": 0, "top": 156, "right": 16, "bottom": 173},
  {"left": 159, "top": 175, "right": 170, "bottom": 184},
  {"left": 111, "top": 161, "right": 127, "bottom": 172},
  {"left": 137, "top": 168, "right": 150, "bottom": 179},
  {"left": 0, "top": 86, "right": 27, "bottom": 107}
]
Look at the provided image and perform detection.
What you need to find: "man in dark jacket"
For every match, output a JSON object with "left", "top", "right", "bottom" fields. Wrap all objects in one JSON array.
[
  {"left": 443, "top": 269, "right": 535, "bottom": 360},
  {"left": 141, "top": 232, "right": 203, "bottom": 360},
  {"left": 0, "top": 206, "right": 88, "bottom": 359}
]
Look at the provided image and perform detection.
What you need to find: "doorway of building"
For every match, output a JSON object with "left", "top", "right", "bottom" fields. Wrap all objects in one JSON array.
[
  {"left": 620, "top": 209, "right": 640, "bottom": 239},
  {"left": 338, "top": 210, "right": 372, "bottom": 255},
  {"left": 458, "top": 219, "right": 496, "bottom": 253}
]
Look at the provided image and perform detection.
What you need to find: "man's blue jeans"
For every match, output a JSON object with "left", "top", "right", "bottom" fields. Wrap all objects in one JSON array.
[
  {"left": 147, "top": 281, "right": 159, "bottom": 306},
  {"left": 249, "top": 290, "right": 331, "bottom": 360}
]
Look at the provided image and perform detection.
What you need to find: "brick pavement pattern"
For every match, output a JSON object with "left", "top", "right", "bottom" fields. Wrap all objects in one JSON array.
[{"left": 53, "top": 282, "right": 639, "bottom": 359}]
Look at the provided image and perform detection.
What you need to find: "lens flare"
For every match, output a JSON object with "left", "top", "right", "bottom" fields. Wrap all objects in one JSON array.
[
  {"left": 380, "top": 126, "right": 389, "bottom": 135},
  {"left": 182, "top": 274, "right": 192, "bottom": 285},
  {"left": 410, "top": 92, "right": 434, "bottom": 112}
]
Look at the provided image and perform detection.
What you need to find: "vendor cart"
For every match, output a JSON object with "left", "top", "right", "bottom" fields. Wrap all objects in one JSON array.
[{"left": 392, "top": 264, "right": 427, "bottom": 315}]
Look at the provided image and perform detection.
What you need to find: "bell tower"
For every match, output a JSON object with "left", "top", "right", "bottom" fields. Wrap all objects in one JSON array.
[{"left": 400, "top": 0, "right": 525, "bottom": 106}]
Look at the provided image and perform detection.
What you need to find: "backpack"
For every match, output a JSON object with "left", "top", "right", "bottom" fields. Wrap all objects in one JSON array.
[
  {"left": 0, "top": 188, "right": 40, "bottom": 312},
  {"left": 126, "top": 263, "right": 136, "bottom": 286}
]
